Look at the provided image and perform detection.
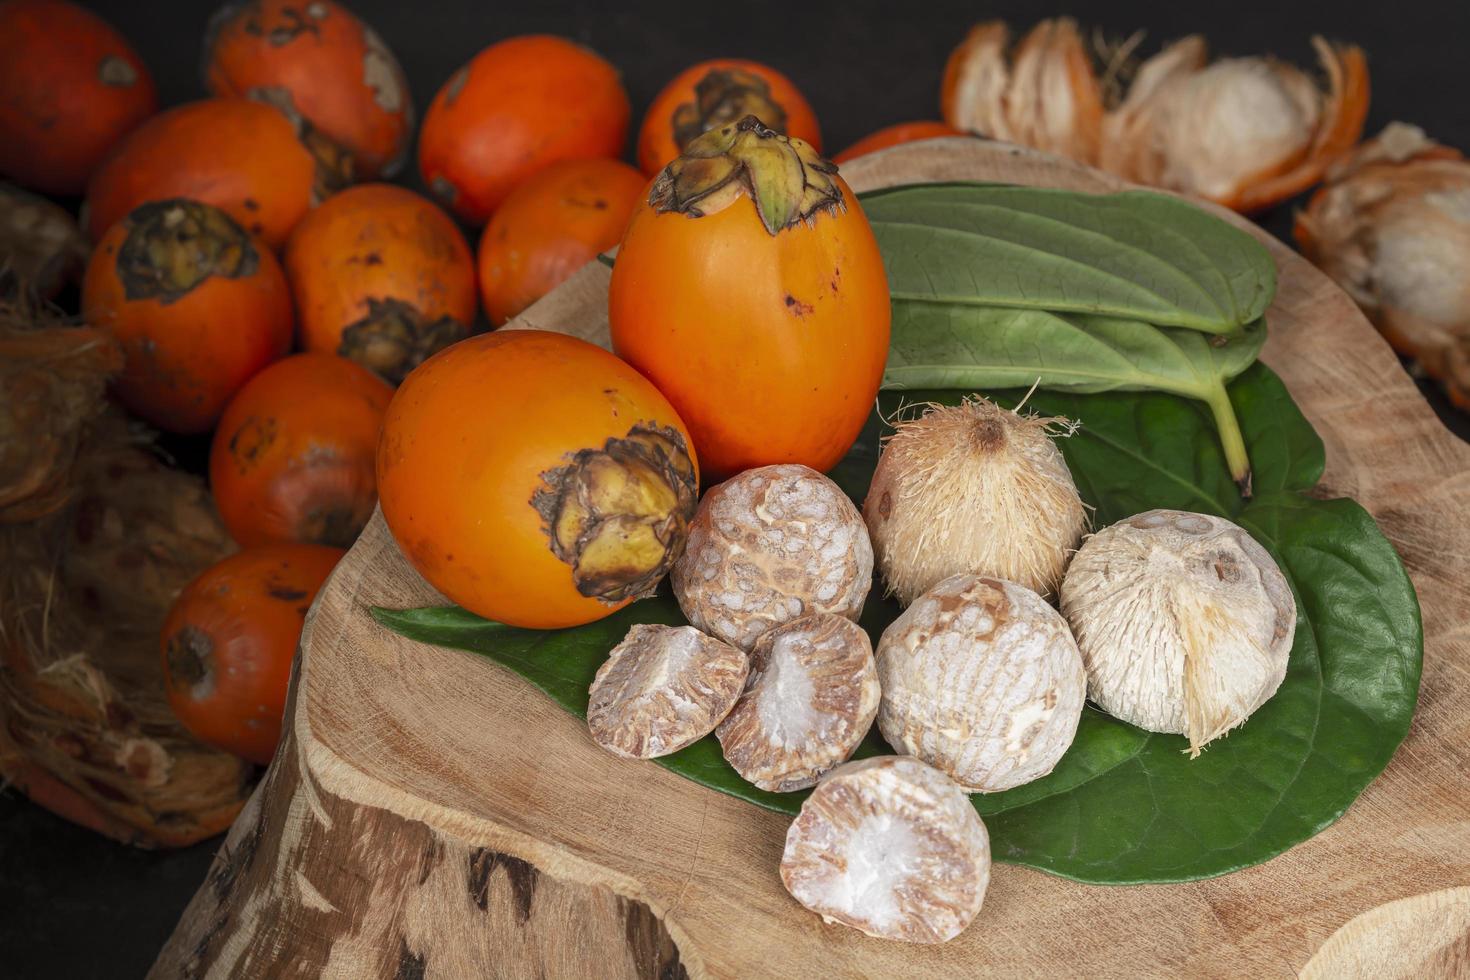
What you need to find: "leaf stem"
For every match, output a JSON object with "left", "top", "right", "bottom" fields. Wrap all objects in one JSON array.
[{"left": 1205, "top": 384, "right": 1252, "bottom": 497}]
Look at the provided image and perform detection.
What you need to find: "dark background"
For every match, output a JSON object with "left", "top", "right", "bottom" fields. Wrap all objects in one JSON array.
[{"left": 4, "top": 1, "right": 1467, "bottom": 976}]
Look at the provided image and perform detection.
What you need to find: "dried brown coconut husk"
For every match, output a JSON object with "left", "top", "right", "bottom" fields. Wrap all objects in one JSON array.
[
  {"left": 0, "top": 305, "right": 252, "bottom": 848},
  {"left": 0, "top": 183, "right": 88, "bottom": 302},
  {"left": 941, "top": 18, "right": 1369, "bottom": 213},
  {"left": 1295, "top": 123, "right": 1470, "bottom": 409}
]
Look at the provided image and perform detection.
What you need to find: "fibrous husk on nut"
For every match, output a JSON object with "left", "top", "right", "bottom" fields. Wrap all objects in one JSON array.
[
  {"left": 0, "top": 303, "right": 250, "bottom": 847},
  {"left": 672, "top": 464, "right": 872, "bottom": 651},
  {"left": 1295, "top": 123, "right": 1470, "bottom": 408},
  {"left": 943, "top": 19, "right": 1369, "bottom": 213},
  {"left": 1060, "top": 509, "right": 1296, "bottom": 756},
  {"left": 587, "top": 624, "right": 748, "bottom": 759},
  {"left": 780, "top": 755, "right": 991, "bottom": 944},
  {"left": 716, "top": 613, "right": 879, "bottom": 792},
  {"left": 876, "top": 573, "right": 1086, "bottom": 793},
  {"left": 864, "top": 397, "right": 1085, "bottom": 604}
]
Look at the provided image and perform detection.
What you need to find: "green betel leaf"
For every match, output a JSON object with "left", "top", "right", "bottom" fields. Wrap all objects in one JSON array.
[
  {"left": 374, "top": 364, "right": 1421, "bottom": 885},
  {"left": 863, "top": 183, "right": 1277, "bottom": 335}
]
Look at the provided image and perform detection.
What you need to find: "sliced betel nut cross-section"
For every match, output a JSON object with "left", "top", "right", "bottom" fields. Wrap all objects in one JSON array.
[
  {"left": 587, "top": 624, "right": 749, "bottom": 759},
  {"left": 780, "top": 755, "right": 992, "bottom": 944},
  {"left": 716, "top": 612, "right": 880, "bottom": 792}
]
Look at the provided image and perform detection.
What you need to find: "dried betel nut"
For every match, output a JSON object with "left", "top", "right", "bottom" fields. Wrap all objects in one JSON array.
[
  {"left": 587, "top": 624, "right": 748, "bottom": 759},
  {"left": 1060, "top": 508, "right": 1296, "bottom": 756},
  {"left": 716, "top": 613, "right": 879, "bottom": 792},
  {"left": 672, "top": 463, "right": 872, "bottom": 651},
  {"left": 780, "top": 755, "right": 991, "bottom": 944},
  {"left": 876, "top": 573, "right": 1086, "bottom": 793}
]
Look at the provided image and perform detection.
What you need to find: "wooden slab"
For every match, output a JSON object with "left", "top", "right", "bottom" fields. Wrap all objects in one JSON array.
[{"left": 153, "top": 140, "right": 1470, "bottom": 979}]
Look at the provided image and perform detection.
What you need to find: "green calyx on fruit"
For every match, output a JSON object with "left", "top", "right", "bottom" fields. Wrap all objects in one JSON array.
[
  {"left": 651, "top": 114, "right": 843, "bottom": 235},
  {"left": 117, "top": 199, "right": 258, "bottom": 304},
  {"left": 532, "top": 423, "right": 698, "bottom": 604}
]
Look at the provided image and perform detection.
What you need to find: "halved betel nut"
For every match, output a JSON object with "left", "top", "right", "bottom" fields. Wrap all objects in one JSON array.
[
  {"left": 716, "top": 612, "right": 879, "bottom": 792},
  {"left": 587, "top": 624, "right": 748, "bottom": 759},
  {"left": 780, "top": 755, "right": 991, "bottom": 943}
]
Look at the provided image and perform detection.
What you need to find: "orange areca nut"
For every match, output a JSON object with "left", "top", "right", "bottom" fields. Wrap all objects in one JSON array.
[
  {"left": 284, "top": 183, "right": 476, "bottom": 384},
  {"left": 608, "top": 116, "right": 890, "bottom": 478},
  {"left": 81, "top": 199, "right": 293, "bottom": 433},
  {"left": 637, "top": 58, "right": 822, "bottom": 177},
  {"left": 478, "top": 158, "right": 647, "bottom": 325},
  {"left": 203, "top": 0, "right": 413, "bottom": 179},
  {"left": 833, "top": 121, "right": 966, "bottom": 164},
  {"left": 0, "top": 0, "right": 157, "bottom": 196},
  {"left": 161, "top": 543, "right": 344, "bottom": 765},
  {"left": 377, "top": 330, "right": 699, "bottom": 629},
  {"left": 418, "top": 35, "right": 630, "bottom": 225},
  {"left": 211, "top": 352, "right": 393, "bottom": 549},
  {"left": 85, "top": 97, "right": 353, "bottom": 248}
]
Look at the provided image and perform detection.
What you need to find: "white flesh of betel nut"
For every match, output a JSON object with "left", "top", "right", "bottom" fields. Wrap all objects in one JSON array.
[
  {"left": 671, "top": 464, "right": 873, "bottom": 651},
  {"left": 1060, "top": 508, "right": 1297, "bottom": 756},
  {"left": 715, "top": 613, "right": 880, "bottom": 792},
  {"left": 876, "top": 573, "right": 1086, "bottom": 793},
  {"left": 587, "top": 624, "right": 749, "bottom": 759},
  {"left": 780, "top": 755, "right": 991, "bottom": 944}
]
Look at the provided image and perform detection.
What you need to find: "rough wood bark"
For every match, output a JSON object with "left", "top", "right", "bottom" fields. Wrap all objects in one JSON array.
[{"left": 154, "top": 139, "right": 1470, "bottom": 978}]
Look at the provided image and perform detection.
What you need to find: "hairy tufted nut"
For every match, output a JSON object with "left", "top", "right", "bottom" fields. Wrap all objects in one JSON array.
[{"left": 1060, "top": 508, "right": 1296, "bottom": 756}]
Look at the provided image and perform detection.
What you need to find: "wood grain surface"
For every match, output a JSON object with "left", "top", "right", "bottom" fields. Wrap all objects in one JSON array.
[{"left": 153, "top": 139, "right": 1470, "bottom": 979}]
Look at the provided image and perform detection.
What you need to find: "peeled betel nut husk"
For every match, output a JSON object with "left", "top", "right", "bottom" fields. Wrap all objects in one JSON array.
[
  {"left": 863, "top": 396, "right": 1086, "bottom": 604},
  {"left": 1060, "top": 509, "right": 1296, "bottom": 757},
  {"left": 876, "top": 573, "right": 1086, "bottom": 793},
  {"left": 1295, "top": 123, "right": 1470, "bottom": 408},
  {"left": 586, "top": 624, "right": 748, "bottom": 759},
  {"left": 942, "top": 19, "right": 1368, "bottom": 213},
  {"left": 715, "top": 613, "right": 879, "bottom": 792},
  {"left": 672, "top": 463, "right": 872, "bottom": 651},
  {"left": 780, "top": 755, "right": 991, "bottom": 944}
]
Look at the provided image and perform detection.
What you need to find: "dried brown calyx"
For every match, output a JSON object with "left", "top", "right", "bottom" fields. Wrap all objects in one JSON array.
[
  {"left": 532, "top": 423, "right": 698, "bottom": 605},
  {"left": 337, "top": 297, "right": 467, "bottom": 385},
  {"left": 1295, "top": 123, "right": 1470, "bottom": 408},
  {"left": 942, "top": 19, "right": 1368, "bottom": 212},
  {"left": 116, "top": 199, "right": 258, "bottom": 304},
  {"left": 248, "top": 86, "right": 356, "bottom": 203},
  {"left": 649, "top": 114, "right": 842, "bottom": 235},
  {"left": 587, "top": 624, "right": 748, "bottom": 759},
  {"left": 715, "top": 613, "right": 880, "bottom": 792},
  {"left": 672, "top": 68, "right": 789, "bottom": 152},
  {"left": 780, "top": 755, "right": 991, "bottom": 943}
]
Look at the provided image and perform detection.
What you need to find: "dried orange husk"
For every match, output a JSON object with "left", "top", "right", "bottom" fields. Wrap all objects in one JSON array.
[
  {"left": 942, "top": 19, "right": 1103, "bottom": 163},
  {"left": 1295, "top": 123, "right": 1470, "bottom": 407},
  {"left": 0, "top": 305, "right": 251, "bottom": 848},
  {"left": 942, "top": 19, "right": 1369, "bottom": 213}
]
